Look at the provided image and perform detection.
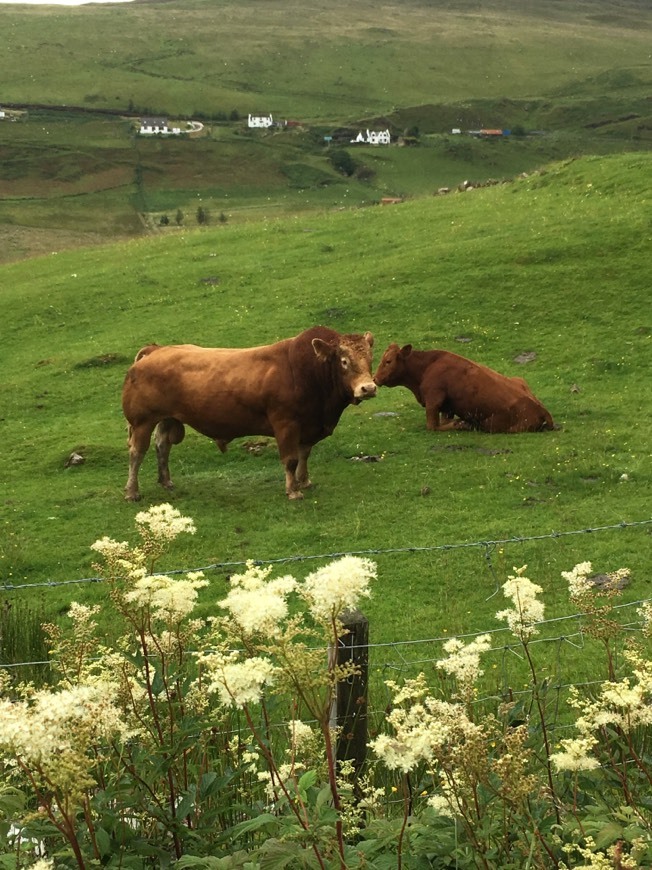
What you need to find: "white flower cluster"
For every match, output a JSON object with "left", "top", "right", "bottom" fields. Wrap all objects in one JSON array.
[
  {"left": 201, "top": 651, "right": 277, "bottom": 708},
  {"left": 0, "top": 682, "right": 128, "bottom": 767},
  {"left": 369, "top": 678, "right": 478, "bottom": 774},
  {"left": 495, "top": 565, "right": 544, "bottom": 641},
  {"left": 219, "top": 562, "right": 297, "bottom": 636},
  {"left": 552, "top": 650, "right": 652, "bottom": 773},
  {"left": 549, "top": 735, "right": 600, "bottom": 773},
  {"left": 135, "top": 503, "right": 196, "bottom": 540},
  {"left": 302, "top": 555, "right": 376, "bottom": 623},
  {"left": 124, "top": 571, "right": 208, "bottom": 621},
  {"left": 288, "top": 719, "right": 315, "bottom": 752},
  {"left": 638, "top": 601, "right": 652, "bottom": 636},
  {"left": 559, "top": 835, "right": 644, "bottom": 869},
  {"left": 437, "top": 634, "right": 492, "bottom": 688},
  {"left": 561, "top": 561, "right": 593, "bottom": 599}
]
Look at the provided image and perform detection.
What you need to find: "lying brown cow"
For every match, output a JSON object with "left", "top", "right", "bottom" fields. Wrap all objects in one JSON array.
[
  {"left": 122, "top": 327, "right": 376, "bottom": 500},
  {"left": 374, "top": 343, "right": 554, "bottom": 433}
]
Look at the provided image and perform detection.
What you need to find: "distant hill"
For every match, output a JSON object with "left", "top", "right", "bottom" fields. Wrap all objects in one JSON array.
[{"left": 0, "top": 0, "right": 650, "bottom": 261}]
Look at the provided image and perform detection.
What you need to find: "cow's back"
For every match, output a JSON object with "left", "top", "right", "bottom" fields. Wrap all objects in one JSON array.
[
  {"left": 420, "top": 351, "right": 553, "bottom": 432},
  {"left": 123, "top": 342, "right": 296, "bottom": 440}
]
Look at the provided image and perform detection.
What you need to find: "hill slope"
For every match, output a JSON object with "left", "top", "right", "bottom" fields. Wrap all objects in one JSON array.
[{"left": 1, "top": 151, "right": 650, "bottom": 643}]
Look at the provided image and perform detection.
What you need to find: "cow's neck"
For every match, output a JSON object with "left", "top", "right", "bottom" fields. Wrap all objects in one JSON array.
[{"left": 401, "top": 350, "right": 443, "bottom": 397}]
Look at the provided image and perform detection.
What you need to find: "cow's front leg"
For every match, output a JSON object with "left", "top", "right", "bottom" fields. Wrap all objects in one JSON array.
[
  {"left": 296, "top": 444, "right": 314, "bottom": 490},
  {"left": 125, "top": 422, "right": 155, "bottom": 501}
]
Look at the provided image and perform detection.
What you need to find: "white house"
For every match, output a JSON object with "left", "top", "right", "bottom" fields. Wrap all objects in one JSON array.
[
  {"left": 248, "top": 114, "right": 273, "bottom": 128},
  {"left": 0, "top": 109, "right": 6, "bottom": 120},
  {"left": 139, "top": 117, "right": 181, "bottom": 136},
  {"left": 351, "top": 129, "right": 391, "bottom": 145}
]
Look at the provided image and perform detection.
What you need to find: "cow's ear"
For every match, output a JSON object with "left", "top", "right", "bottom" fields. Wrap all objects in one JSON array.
[
  {"left": 364, "top": 331, "right": 374, "bottom": 348},
  {"left": 312, "top": 337, "right": 335, "bottom": 361},
  {"left": 399, "top": 344, "right": 413, "bottom": 357}
]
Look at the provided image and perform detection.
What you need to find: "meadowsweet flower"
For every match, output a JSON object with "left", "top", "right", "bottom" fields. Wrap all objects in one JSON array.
[
  {"left": 302, "top": 556, "right": 376, "bottom": 623},
  {"left": 561, "top": 561, "right": 593, "bottom": 599},
  {"left": 0, "top": 681, "right": 129, "bottom": 799},
  {"left": 219, "top": 562, "right": 297, "bottom": 636},
  {"left": 549, "top": 735, "right": 600, "bottom": 772},
  {"left": 437, "top": 634, "right": 492, "bottom": 688},
  {"left": 427, "top": 793, "right": 458, "bottom": 818},
  {"left": 370, "top": 680, "right": 473, "bottom": 774},
  {"left": 288, "top": 719, "right": 315, "bottom": 752},
  {"left": 68, "top": 601, "right": 100, "bottom": 624},
  {"left": 202, "top": 651, "right": 277, "bottom": 708},
  {"left": 124, "top": 572, "right": 208, "bottom": 621},
  {"left": 135, "top": 503, "right": 196, "bottom": 540},
  {"left": 90, "top": 536, "right": 131, "bottom": 559},
  {"left": 495, "top": 565, "right": 544, "bottom": 640},
  {"left": 385, "top": 673, "right": 428, "bottom": 706}
]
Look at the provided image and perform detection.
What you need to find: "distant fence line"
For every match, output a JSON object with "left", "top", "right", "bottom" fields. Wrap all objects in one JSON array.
[{"left": 2, "top": 516, "right": 650, "bottom": 592}]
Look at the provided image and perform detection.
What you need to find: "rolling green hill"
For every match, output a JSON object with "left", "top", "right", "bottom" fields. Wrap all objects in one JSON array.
[
  {"left": 0, "top": 0, "right": 651, "bottom": 261},
  {"left": 1, "top": 151, "right": 650, "bottom": 653}
]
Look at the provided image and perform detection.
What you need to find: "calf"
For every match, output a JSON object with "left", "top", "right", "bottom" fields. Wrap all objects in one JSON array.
[{"left": 374, "top": 343, "right": 554, "bottom": 433}]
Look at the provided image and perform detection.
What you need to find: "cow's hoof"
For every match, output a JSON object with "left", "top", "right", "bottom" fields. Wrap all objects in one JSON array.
[
  {"left": 299, "top": 480, "right": 313, "bottom": 490},
  {"left": 287, "top": 490, "right": 305, "bottom": 500},
  {"left": 124, "top": 492, "right": 142, "bottom": 502},
  {"left": 159, "top": 481, "right": 175, "bottom": 490}
]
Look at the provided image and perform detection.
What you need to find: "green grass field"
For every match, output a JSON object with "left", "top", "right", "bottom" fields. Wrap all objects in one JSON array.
[{"left": 1, "top": 152, "right": 650, "bottom": 682}]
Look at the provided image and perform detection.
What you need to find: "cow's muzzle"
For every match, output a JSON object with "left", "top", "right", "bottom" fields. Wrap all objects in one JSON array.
[{"left": 353, "top": 381, "right": 377, "bottom": 402}]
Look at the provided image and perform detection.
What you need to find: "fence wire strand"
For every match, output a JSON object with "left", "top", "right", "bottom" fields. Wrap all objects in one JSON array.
[{"left": 2, "top": 516, "right": 650, "bottom": 591}]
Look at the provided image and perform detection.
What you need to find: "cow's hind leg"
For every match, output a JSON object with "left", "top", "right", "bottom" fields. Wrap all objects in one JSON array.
[
  {"left": 296, "top": 444, "right": 313, "bottom": 490},
  {"left": 155, "top": 418, "right": 185, "bottom": 490},
  {"left": 274, "top": 428, "right": 304, "bottom": 499},
  {"left": 125, "top": 421, "right": 156, "bottom": 501}
]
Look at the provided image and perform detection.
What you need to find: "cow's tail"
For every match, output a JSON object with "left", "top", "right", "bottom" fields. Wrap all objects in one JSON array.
[{"left": 134, "top": 343, "right": 161, "bottom": 363}]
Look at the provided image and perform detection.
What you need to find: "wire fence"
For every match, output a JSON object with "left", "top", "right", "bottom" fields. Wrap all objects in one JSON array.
[
  {"left": 1, "top": 515, "right": 650, "bottom": 738},
  {"left": 1, "top": 516, "right": 650, "bottom": 592}
]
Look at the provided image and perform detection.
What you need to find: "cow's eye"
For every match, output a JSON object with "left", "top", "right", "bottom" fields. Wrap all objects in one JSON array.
[{"left": 340, "top": 357, "right": 349, "bottom": 369}]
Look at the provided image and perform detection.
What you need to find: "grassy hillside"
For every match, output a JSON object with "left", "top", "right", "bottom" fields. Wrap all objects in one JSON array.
[
  {"left": 1, "top": 152, "right": 650, "bottom": 666},
  {"left": 2, "top": 0, "right": 651, "bottom": 119},
  {"left": 1, "top": 0, "right": 651, "bottom": 261}
]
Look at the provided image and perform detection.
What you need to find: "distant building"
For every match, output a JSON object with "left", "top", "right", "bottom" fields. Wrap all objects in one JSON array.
[
  {"left": 139, "top": 117, "right": 181, "bottom": 135},
  {"left": 0, "top": 108, "right": 6, "bottom": 120},
  {"left": 248, "top": 114, "right": 273, "bottom": 128},
  {"left": 351, "top": 129, "right": 391, "bottom": 145}
]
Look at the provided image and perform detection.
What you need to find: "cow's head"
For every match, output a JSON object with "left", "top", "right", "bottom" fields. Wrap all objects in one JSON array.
[
  {"left": 373, "top": 343, "right": 412, "bottom": 386},
  {"left": 312, "top": 331, "right": 377, "bottom": 404}
]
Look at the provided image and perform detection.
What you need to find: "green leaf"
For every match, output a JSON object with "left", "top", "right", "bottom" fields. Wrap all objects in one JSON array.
[
  {"left": 200, "top": 770, "right": 235, "bottom": 799},
  {"left": 315, "top": 783, "right": 333, "bottom": 811},
  {"left": 95, "top": 826, "right": 112, "bottom": 857},
  {"left": 593, "top": 821, "right": 623, "bottom": 850},
  {"left": 229, "top": 813, "right": 277, "bottom": 841},
  {"left": 257, "top": 838, "right": 322, "bottom": 869},
  {"left": 297, "top": 769, "right": 318, "bottom": 795},
  {"left": 175, "top": 786, "right": 197, "bottom": 820}
]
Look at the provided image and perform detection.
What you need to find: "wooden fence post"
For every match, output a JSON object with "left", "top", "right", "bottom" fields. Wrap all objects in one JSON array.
[{"left": 331, "top": 609, "right": 369, "bottom": 776}]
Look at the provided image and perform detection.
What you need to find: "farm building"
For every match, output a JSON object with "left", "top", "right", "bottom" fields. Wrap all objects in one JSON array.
[
  {"left": 351, "top": 129, "right": 391, "bottom": 145},
  {"left": 139, "top": 117, "right": 181, "bottom": 136},
  {"left": 248, "top": 114, "right": 274, "bottom": 128}
]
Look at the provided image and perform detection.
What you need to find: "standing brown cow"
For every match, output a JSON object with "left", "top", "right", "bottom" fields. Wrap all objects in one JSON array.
[
  {"left": 374, "top": 343, "right": 554, "bottom": 433},
  {"left": 122, "top": 327, "right": 376, "bottom": 500}
]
